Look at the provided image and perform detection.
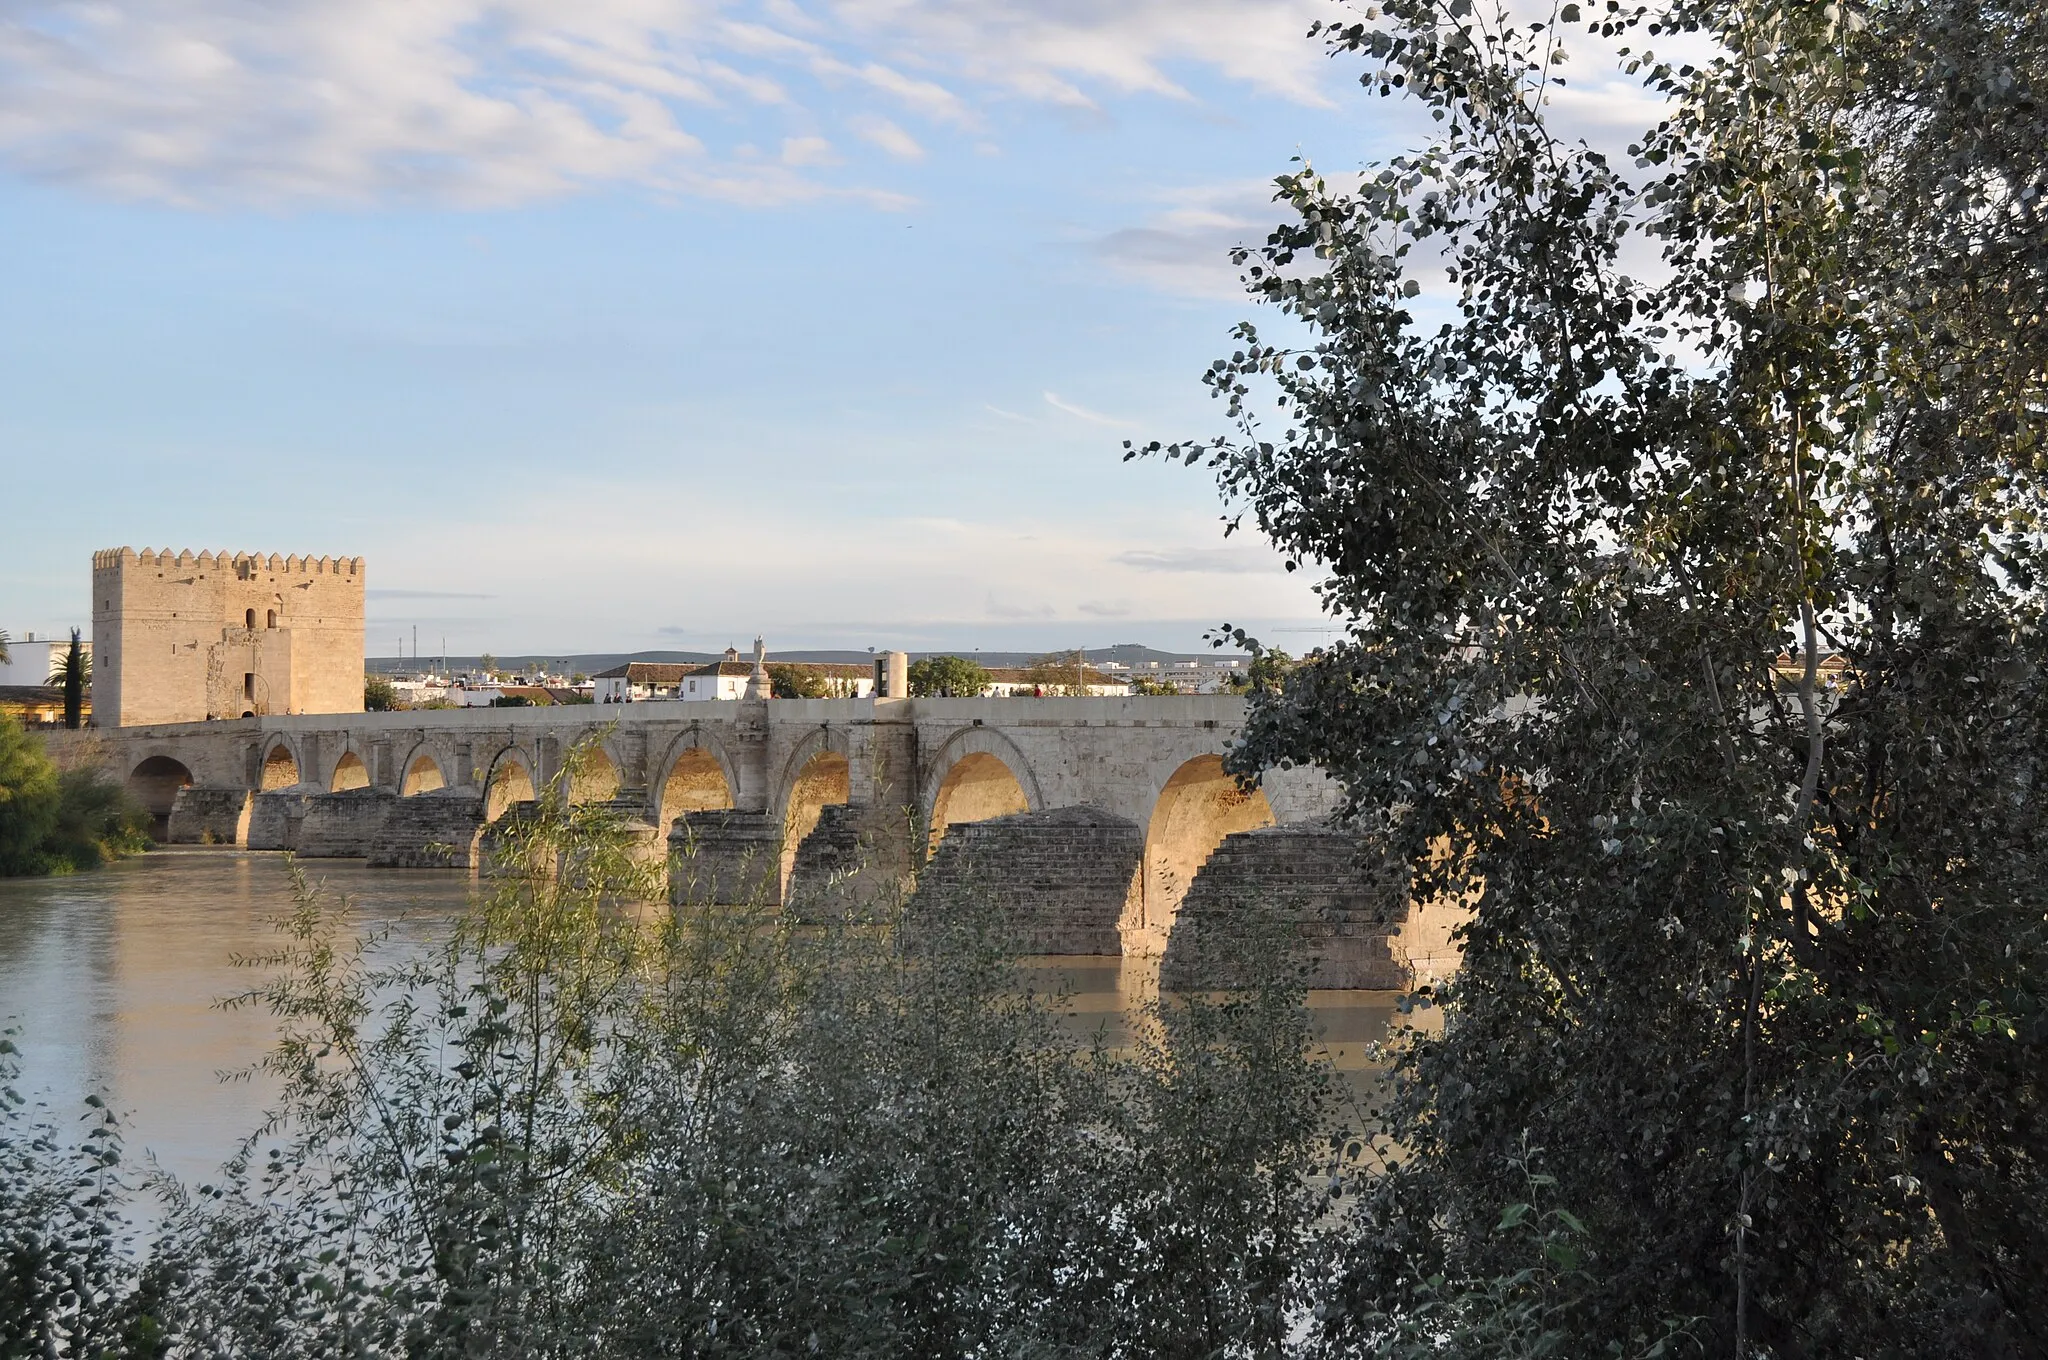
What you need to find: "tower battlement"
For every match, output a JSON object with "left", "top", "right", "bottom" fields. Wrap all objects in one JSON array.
[
  {"left": 90, "top": 546, "right": 366, "bottom": 727},
  {"left": 93, "top": 547, "right": 366, "bottom": 576}
]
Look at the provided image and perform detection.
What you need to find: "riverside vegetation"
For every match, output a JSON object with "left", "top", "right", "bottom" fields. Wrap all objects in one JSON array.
[
  {"left": 0, "top": 714, "right": 150, "bottom": 877},
  {"left": 2, "top": 750, "right": 1451, "bottom": 1360}
]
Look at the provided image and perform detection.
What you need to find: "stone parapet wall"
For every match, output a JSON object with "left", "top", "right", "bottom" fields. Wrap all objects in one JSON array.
[
  {"left": 912, "top": 806, "right": 1140, "bottom": 955},
  {"left": 248, "top": 788, "right": 316, "bottom": 850},
  {"left": 669, "top": 810, "right": 782, "bottom": 907},
  {"left": 298, "top": 787, "right": 399, "bottom": 858},
  {"left": 1161, "top": 824, "right": 1415, "bottom": 991},
  {"left": 369, "top": 790, "right": 487, "bottom": 869},
  {"left": 165, "top": 787, "right": 251, "bottom": 845}
]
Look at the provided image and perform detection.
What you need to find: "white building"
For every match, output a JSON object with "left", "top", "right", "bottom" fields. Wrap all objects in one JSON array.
[
  {"left": 0, "top": 632, "right": 88, "bottom": 688},
  {"left": 595, "top": 650, "right": 759, "bottom": 703}
]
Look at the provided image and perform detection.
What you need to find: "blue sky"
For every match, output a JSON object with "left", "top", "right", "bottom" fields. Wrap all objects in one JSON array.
[{"left": 0, "top": 0, "right": 1432, "bottom": 656}]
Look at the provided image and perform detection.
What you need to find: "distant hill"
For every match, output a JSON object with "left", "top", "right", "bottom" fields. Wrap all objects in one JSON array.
[{"left": 366, "top": 642, "right": 1247, "bottom": 675}]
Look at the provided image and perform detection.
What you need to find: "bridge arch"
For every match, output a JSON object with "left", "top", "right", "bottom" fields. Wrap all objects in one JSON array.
[
  {"left": 1139, "top": 754, "right": 1275, "bottom": 947},
  {"left": 654, "top": 730, "right": 737, "bottom": 829},
  {"left": 920, "top": 727, "right": 1041, "bottom": 853},
  {"left": 400, "top": 744, "right": 446, "bottom": 796},
  {"left": 329, "top": 750, "right": 371, "bottom": 792},
  {"left": 126, "top": 754, "right": 193, "bottom": 837},
  {"left": 777, "top": 727, "right": 852, "bottom": 887},
  {"left": 258, "top": 738, "right": 302, "bottom": 791},
  {"left": 567, "top": 742, "right": 621, "bottom": 806},
  {"left": 482, "top": 747, "right": 538, "bottom": 822}
]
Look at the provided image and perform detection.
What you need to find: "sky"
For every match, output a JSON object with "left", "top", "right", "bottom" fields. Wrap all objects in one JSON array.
[{"left": 0, "top": 0, "right": 1663, "bottom": 657}]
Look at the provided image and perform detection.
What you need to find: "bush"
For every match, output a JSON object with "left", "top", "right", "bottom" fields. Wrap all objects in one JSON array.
[
  {"left": 0, "top": 715, "right": 148, "bottom": 877},
  {"left": 0, "top": 715, "right": 60, "bottom": 875},
  {"left": 0, "top": 742, "right": 1361, "bottom": 1355}
]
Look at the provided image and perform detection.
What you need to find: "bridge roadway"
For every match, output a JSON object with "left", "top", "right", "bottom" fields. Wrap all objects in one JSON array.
[{"left": 78, "top": 695, "right": 1461, "bottom": 989}]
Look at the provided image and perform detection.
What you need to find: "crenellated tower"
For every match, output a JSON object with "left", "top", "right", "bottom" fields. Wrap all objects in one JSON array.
[{"left": 90, "top": 548, "right": 366, "bottom": 726}]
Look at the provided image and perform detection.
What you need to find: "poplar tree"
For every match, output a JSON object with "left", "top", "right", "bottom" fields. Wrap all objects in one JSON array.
[{"left": 1136, "top": 0, "right": 2048, "bottom": 1349}]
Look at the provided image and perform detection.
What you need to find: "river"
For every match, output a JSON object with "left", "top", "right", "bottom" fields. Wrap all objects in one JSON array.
[{"left": 0, "top": 849, "right": 1400, "bottom": 1187}]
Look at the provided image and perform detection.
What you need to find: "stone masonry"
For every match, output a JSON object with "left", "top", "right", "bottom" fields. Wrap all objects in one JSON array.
[
  {"left": 1160, "top": 824, "right": 1415, "bottom": 990},
  {"left": 90, "top": 547, "right": 364, "bottom": 726},
  {"left": 367, "top": 788, "right": 488, "bottom": 869},
  {"left": 165, "top": 786, "right": 251, "bottom": 845},
  {"left": 247, "top": 788, "right": 316, "bottom": 851},
  {"left": 297, "top": 787, "right": 399, "bottom": 859},
  {"left": 911, "top": 806, "right": 1141, "bottom": 954},
  {"left": 669, "top": 810, "right": 782, "bottom": 908}
]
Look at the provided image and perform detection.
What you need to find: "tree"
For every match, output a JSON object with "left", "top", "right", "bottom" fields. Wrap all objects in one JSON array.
[
  {"left": 1129, "top": 675, "right": 1183, "bottom": 696},
  {"left": 363, "top": 675, "right": 397, "bottom": 711},
  {"left": 46, "top": 628, "right": 88, "bottom": 730},
  {"left": 1022, "top": 651, "right": 1092, "bottom": 696},
  {"left": 907, "top": 655, "right": 991, "bottom": 698},
  {"left": 1135, "top": 0, "right": 2048, "bottom": 1348},
  {"left": 0, "top": 629, "right": 10, "bottom": 667},
  {"left": 768, "top": 662, "right": 831, "bottom": 699},
  {"left": 1224, "top": 648, "right": 1293, "bottom": 696},
  {"left": 479, "top": 652, "right": 498, "bottom": 678},
  {"left": 0, "top": 714, "right": 60, "bottom": 875}
]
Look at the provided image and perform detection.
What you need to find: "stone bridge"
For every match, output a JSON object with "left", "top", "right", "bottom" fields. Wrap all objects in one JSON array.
[{"left": 76, "top": 696, "right": 1461, "bottom": 989}]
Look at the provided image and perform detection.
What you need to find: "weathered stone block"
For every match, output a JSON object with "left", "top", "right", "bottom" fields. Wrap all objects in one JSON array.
[
  {"left": 248, "top": 787, "right": 316, "bottom": 851},
  {"left": 478, "top": 802, "right": 543, "bottom": 877},
  {"left": 669, "top": 809, "right": 782, "bottom": 907},
  {"left": 165, "top": 787, "right": 251, "bottom": 845},
  {"left": 912, "top": 805, "right": 1140, "bottom": 954},
  {"left": 297, "top": 787, "right": 399, "bottom": 859},
  {"left": 1161, "top": 824, "right": 1413, "bottom": 990},
  {"left": 785, "top": 802, "right": 872, "bottom": 916},
  {"left": 369, "top": 789, "right": 486, "bottom": 869}
]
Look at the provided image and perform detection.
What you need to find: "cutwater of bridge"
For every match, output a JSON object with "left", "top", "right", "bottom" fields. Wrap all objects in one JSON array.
[{"left": 78, "top": 696, "right": 1462, "bottom": 988}]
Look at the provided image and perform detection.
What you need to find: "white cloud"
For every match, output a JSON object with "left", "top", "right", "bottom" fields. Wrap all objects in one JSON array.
[
  {"left": 1043, "top": 391, "right": 1133, "bottom": 427},
  {"left": 848, "top": 113, "right": 923, "bottom": 160},
  {"left": 0, "top": 0, "right": 1339, "bottom": 207},
  {"left": 780, "top": 134, "right": 838, "bottom": 165},
  {"left": 1114, "top": 547, "right": 1279, "bottom": 574},
  {"left": 1089, "top": 179, "right": 1285, "bottom": 300}
]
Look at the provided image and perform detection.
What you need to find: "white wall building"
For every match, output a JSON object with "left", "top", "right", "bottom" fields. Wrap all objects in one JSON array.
[{"left": 0, "top": 632, "right": 88, "bottom": 688}]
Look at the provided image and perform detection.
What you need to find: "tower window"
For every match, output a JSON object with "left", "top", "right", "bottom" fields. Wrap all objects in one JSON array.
[
  {"left": 245, "top": 609, "right": 257, "bottom": 630},
  {"left": 245, "top": 674, "right": 256, "bottom": 700},
  {"left": 267, "top": 609, "right": 277, "bottom": 629}
]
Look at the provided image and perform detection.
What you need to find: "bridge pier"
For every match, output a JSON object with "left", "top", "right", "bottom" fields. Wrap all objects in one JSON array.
[
  {"left": 369, "top": 788, "right": 488, "bottom": 868},
  {"left": 1158, "top": 824, "right": 1457, "bottom": 991},
  {"left": 166, "top": 787, "right": 252, "bottom": 846},
  {"left": 669, "top": 810, "right": 782, "bottom": 907},
  {"left": 248, "top": 787, "right": 316, "bottom": 850},
  {"left": 911, "top": 806, "right": 1140, "bottom": 954},
  {"left": 298, "top": 787, "right": 400, "bottom": 858}
]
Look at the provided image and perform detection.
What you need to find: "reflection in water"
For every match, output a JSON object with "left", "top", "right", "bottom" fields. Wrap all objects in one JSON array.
[
  {"left": 0, "top": 851, "right": 472, "bottom": 1185},
  {"left": 0, "top": 850, "right": 1400, "bottom": 1187}
]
